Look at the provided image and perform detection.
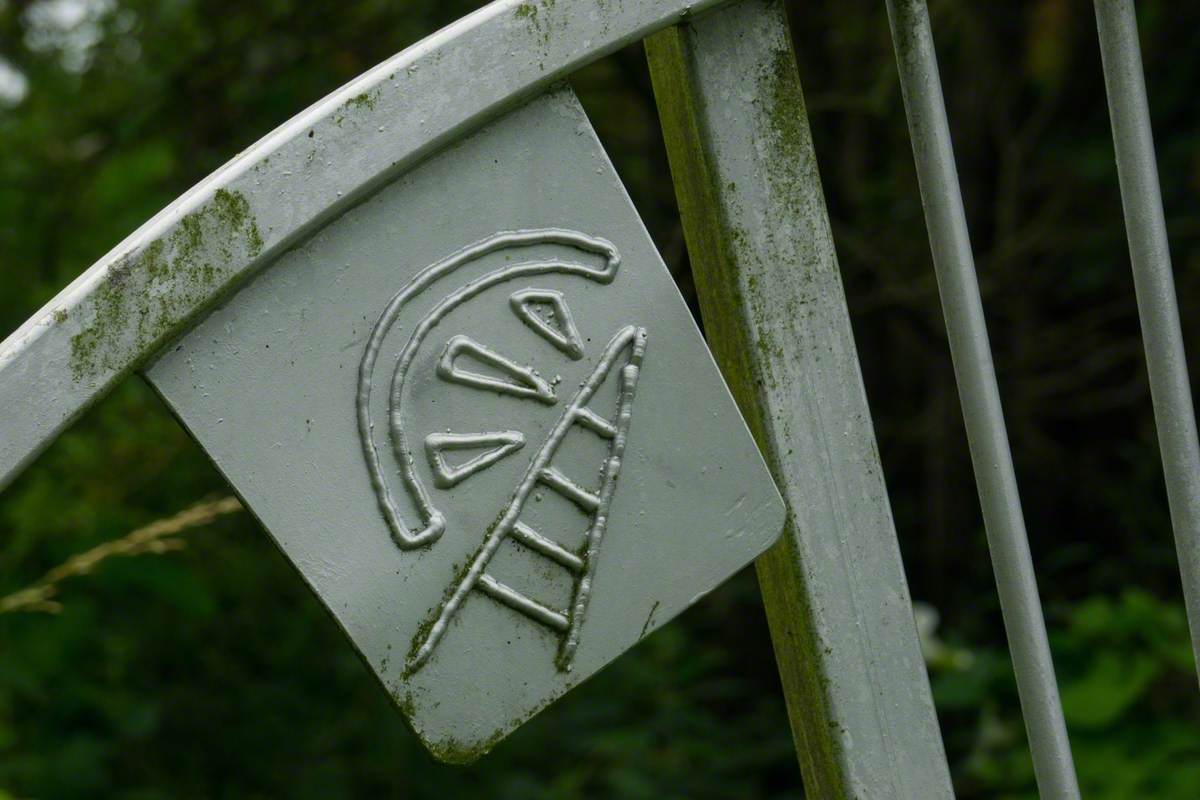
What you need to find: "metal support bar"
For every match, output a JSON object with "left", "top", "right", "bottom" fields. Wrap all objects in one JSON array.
[
  {"left": 647, "top": 2, "right": 953, "bottom": 796},
  {"left": 1094, "top": 0, "right": 1200, "bottom": 675},
  {"left": 882, "top": 1, "right": 1081, "bottom": 796}
]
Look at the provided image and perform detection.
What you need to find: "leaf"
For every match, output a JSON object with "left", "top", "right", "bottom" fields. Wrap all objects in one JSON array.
[{"left": 1060, "top": 650, "right": 1160, "bottom": 729}]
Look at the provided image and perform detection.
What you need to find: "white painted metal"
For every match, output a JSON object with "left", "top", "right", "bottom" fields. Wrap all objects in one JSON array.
[
  {"left": 0, "top": 0, "right": 733, "bottom": 491},
  {"left": 144, "top": 87, "right": 784, "bottom": 761},
  {"left": 647, "top": 2, "right": 954, "bottom": 796}
]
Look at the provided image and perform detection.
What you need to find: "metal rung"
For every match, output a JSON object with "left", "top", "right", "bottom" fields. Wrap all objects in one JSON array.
[
  {"left": 476, "top": 574, "right": 568, "bottom": 632},
  {"left": 538, "top": 467, "right": 600, "bottom": 512},
  {"left": 512, "top": 521, "right": 584, "bottom": 573},
  {"left": 573, "top": 406, "right": 617, "bottom": 438},
  {"left": 407, "top": 327, "right": 645, "bottom": 672}
]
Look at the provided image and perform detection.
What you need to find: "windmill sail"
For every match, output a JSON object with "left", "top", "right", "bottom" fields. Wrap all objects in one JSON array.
[{"left": 408, "top": 325, "right": 647, "bottom": 673}]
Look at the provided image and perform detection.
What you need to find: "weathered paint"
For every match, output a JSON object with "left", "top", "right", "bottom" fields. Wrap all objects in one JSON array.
[
  {"left": 68, "top": 189, "right": 263, "bottom": 381},
  {"left": 647, "top": 2, "right": 954, "bottom": 797},
  {"left": 0, "top": 0, "right": 740, "bottom": 492},
  {"left": 144, "top": 87, "right": 784, "bottom": 762}
]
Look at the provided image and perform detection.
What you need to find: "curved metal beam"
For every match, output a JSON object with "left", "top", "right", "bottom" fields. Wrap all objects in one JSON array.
[{"left": 0, "top": 0, "right": 728, "bottom": 490}]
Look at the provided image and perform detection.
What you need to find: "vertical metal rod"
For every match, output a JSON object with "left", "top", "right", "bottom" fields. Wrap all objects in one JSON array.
[
  {"left": 1094, "top": 0, "right": 1200, "bottom": 675},
  {"left": 883, "top": 1, "right": 1081, "bottom": 796}
]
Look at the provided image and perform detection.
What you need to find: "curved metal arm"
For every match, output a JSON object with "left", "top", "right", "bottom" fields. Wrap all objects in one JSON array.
[{"left": 0, "top": 0, "right": 727, "bottom": 491}]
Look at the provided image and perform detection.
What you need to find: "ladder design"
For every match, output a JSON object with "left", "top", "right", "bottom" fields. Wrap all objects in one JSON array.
[{"left": 408, "top": 325, "right": 647, "bottom": 673}]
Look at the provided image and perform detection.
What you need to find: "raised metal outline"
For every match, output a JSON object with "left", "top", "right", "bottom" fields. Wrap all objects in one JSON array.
[
  {"left": 509, "top": 288, "right": 586, "bottom": 360},
  {"left": 357, "top": 228, "right": 619, "bottom": 549},
  {"left": 424, "top": 430, "right": 526, "bottom": 489},
  {"left": 408, "top": 325, "right": 647, "bottom": 672},
  {"left": 0, "top": 0, "right": 733, "bottom": 491},
  {"left": 437, "top": 335, "right": 557, "bottom": 404}
]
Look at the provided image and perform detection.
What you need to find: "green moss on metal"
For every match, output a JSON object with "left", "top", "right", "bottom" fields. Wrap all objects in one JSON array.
[
  {"left": 68, "top": 189, "right": 265, "bottom": 381},
  {"left": 399, "top": 505, "right": 570, "bottom": 764},
  {"left": 514, "top": 0, "right": 557, "bottom": 49},
  {"left": 344, "top": 87, "right": 382, "bottom": 113},
  {"left": 213, "top": 188, "right": 264, "bottom": 255},
  {"left": 759, "top": 47, "right": 822, "bottom": 234},
  {"left": 646, "top": 19, "right": 853, "bottom": 799},
  {"left": 749, "top": 57, "right": 857, "bottom": 799},
  {"left": 347, "top": 92, "right": 373, "bottom": 110},
  {"left": 418, "top": 681, "right": 561, "bottom": 765},
  {"left": 404, "top": 505, "right": 516, "bottom": 671},
  {"left": 423, "top": 728, "right": 509, "bottom": 766},
  {"left": 405, "top": 556, "right": 475, "bottom": 672}
]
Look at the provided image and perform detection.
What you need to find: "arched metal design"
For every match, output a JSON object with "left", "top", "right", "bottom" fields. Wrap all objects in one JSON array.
[
  {"left": 0, "top": 0, "right": 728, "bottom": 491},
  {"left": 356, "top": 228, "right": 619, "bottom": 549}
]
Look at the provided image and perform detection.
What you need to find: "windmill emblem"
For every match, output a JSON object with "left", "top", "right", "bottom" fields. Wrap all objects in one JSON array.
[{"left": 356, "top": 229, "right": 647, "bottom": 673}]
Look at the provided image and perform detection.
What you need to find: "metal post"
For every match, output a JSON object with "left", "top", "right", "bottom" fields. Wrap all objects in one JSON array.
[
  {"left": 883, "top": 1, "right": 1080, "bottom": 796},
  {"left": 647, "top": 2, "right": 953, "bottom": 796},
  {"left": 1094, "top": 0, "right": 1200, "bottom": 675}
]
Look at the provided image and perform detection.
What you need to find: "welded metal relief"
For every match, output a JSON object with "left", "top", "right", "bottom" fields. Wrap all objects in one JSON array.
[
  {"left": 408, "top": 325, "right": 646, "bottom": 673},
  {"left": 357, "top": 228, "right": 647, "bottom": 673},
  {"left": 424, "top": 431, "right": 526, "bottom": 489},
  {"left": 136, "top": 86, "right": 785, "bottom": 759},
  {"left": 509, "top": 288, "right": 587, "bottom": 360},
  {"left": 355, "top": 229, "right": 620, "bottom": 551}
]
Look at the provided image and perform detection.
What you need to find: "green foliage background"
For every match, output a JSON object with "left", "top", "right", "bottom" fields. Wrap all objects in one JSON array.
[{"left": 0, "top": 0, "right": 1198, "bottom": 797}]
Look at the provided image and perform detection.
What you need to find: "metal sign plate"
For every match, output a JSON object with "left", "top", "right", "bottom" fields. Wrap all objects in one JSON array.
[{"left": 145, "top": 87, "right": 784, "bottom": 761}]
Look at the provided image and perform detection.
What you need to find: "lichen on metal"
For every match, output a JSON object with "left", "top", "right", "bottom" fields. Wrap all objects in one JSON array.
[
  {"left": 141, "top": 86, "right": 785, "bottom": 761},
  {"left": 0, "top": 0, "right": 736, "bottom": 492},
  {"left": 647, "top": 1, "right": 953, "bottom": 796},
  {"left": 67, "top": 188, "right": 263, "bottom": 382}
]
